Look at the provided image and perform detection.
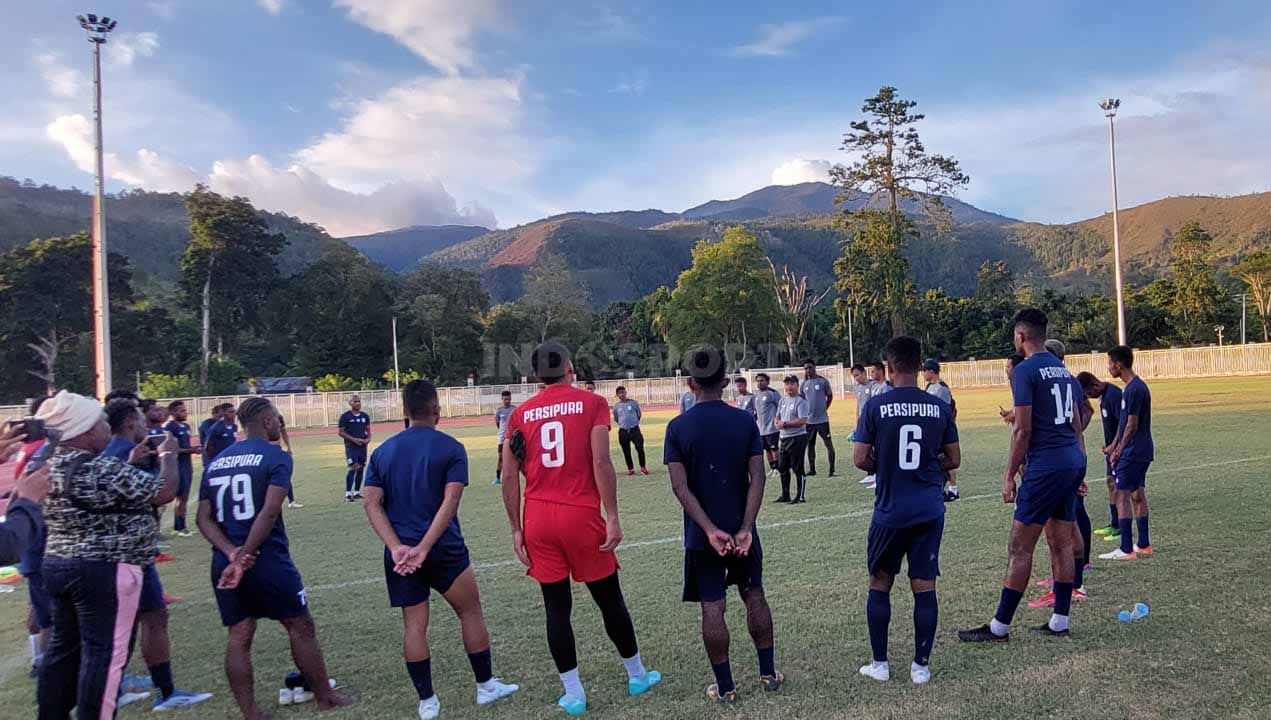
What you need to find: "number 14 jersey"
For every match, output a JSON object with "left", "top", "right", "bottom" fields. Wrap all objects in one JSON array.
[
  {"left": 506, "top": 383, "right": 612, "bottom": 510},
  {"left": 199, "top": 438, "right": 293, "bottom": 556},
  {"left": 856, "top": 386, "right": 958, "bottom": 528},
  {"left": 1010, "top": 351, "right": 1086, "bottom": 472}
]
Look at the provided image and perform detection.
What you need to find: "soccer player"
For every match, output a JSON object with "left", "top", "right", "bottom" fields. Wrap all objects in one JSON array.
[
  {"left": 852, "top": 364, "right": 874, "bottom": 487},
  {"left": 204, "top": 404, "right": 238, "bottom": 464},
  {"left": 275, "top": 414, "right": 303, "bottom": 509},
  {"left": 998, "top": 353, "right": 1026, "bottom": 425},
  {"left": 198, "top": 404, "right": 223, "bottom": 449},
  {"left": 854, "top": 336, "right": 960, "bottom": 685},
  {"left": 1078, "top": 371, "right": 1123, "bottom": 540},
  {"left": 958, "top": 308, "right": 1085, "bottom": 642},
  {"left": 501, "top": 341, "right": 661, "bottom": 716},
  {"left": 363, "top": 380, "right": 519, "bottom": 719},
  {"left": 666, "top": 347, "right": 782, "bottom": 703},
  {"left": 733, "top": 376, "right": 756, "bottom": 418},
  {"left": 680, "top": 379, "right": 697, "bottom": 415},
  {"left": 753, "top": 374, "right": 781, "bottom": 472},
  {"left": 801, "top": 360, "right": 835, "bottom": 477},
  {"left": 196, "top": 398, "right": 353, "bottom": 718},
  {"left": 166, "top": 400, "right": 201, "bottom": 537},
  {"left": 613, "top": 386, "right": 649, "bottom": 476},
  {"left": 1099, "top": 345, "right": 1155, "bottom": 561},
  {"left": 338, "top": 395, "right": 372, "bottom": 501},
  {"left": 494, "top": 390, "right": 517, "bottom": 485},
  {"left": 584, "top": 380, "right": 597, "bottom": 392},
  {"left": 921, "top": 359, "right": 960, "bottom": 501},
  {"left": 775, "top": 375, "right": 810, "bottom": 504},
  {"left": 101, "top": 399, "right": 213, "bottom": 711}
]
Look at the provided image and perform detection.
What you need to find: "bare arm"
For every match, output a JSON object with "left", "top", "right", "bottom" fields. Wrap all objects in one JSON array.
[
  {"left": 416, "top": 483, "right": 463, "bottom": 554},
  {"left": 941, "top": 443, "right": 961, "bottom": 471},
  {"left": 591, "top": 425, "right": 623, "bottom": 552},
  {"left": 151, "top": 451, "right": 180, "bottom": 506},
  {"left": 853, "top": 441, "right": 876, "bottom": 473},
  {"left": 280, "top": 426, "right": 292, "bottom": 454},
  {"left": 361, "top": 486, "right": 403, "bottom": 551},
  {"left": 196, "top": 498, "right": 238, "bottom": 559},
  {"left": 733, "top": 454, "right": 766, "bottom": 556},
  {"left": 1004, "top": 406, "right": 1032, "bottom": 501},
  {"left": 1111, "top": 415, "right": 1139, "bottom": 463},
  {"left": 239, "top": 485, "right": 288, "bottom": 558},
  {"left": 668, "top": 461, "right": 722, "bottom": 537},
  {"left": 500, "top": 438, "right": 531, "bottom": 567}
]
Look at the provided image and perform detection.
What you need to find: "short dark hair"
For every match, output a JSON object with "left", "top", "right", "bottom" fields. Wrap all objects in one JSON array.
[
  {"left": 783, "top": 375, "right": 799, "bottom": 384},
  {"left": 138, "top": 398, "right": 157, "bottom": 413},
  {"left": 531, "top": 341, "right": 570, "bottom": 383},
  {"left": 28, "top": 395, "right": 50, "bottom": 416},
  {"left": 755, "top": 372, "right": 770, "bottom": 382},
  {"left": 734, "top": 376, "right": 747, "bottom": 384},
  {"left": 104, "top": 389, "right": 139, "bottom": 405},
  {"left": 802, "top": 358, "right": 815, "bottom": 367},
  {"left": 106, "top": 398, "right": 140, "bottom": 434},
  {"left": 1076, "top": 371, "right": 1099, "bottom": 389},
  {"left": 167, "top": 400, "right": 185, "bottom": 412},
  {"left": 237, "top": 397, "right": 274, "bottom": 427},
  {"left": 850, "top": 363, "right": 866, "bottom": 373},
  {"left": 217, "top": 402, "right": 235, "bottom": 413},
  {"left": 500, "top": 390, "right": 511, "bottom": 398},
  {"left": 1108, "top": 345, "right": 1134, "bottom": 368},
  {"left": 615, "top": 386, "right": 626, "bottom": 394},
  {"left": 1013, "top": 308, "right": 1048, "bottom": 340},
  {"left": 872, "top": 360, "right": 885, "bottom": 371},
  {"left": 684, "top": 346, "right": 727, "bottom": 389},
  {"left": 884, "top": 336, "right": 923, "bottom": 375},
  {"left": 1007, "top": 352, "right": 1026, "bottom": 369},
  {"left": 584, "top": 379, "right": 596, "bottom": 387},
  {"left": 404, "top": 379, "right": 440, "bottom": 419}
]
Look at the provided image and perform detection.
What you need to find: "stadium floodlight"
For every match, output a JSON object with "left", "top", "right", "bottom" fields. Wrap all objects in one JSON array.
[
  {"left": 1099, "top": 97, "right": 1127, "bottom": 345},
  {"left": 78, "top": 11, "right": 118, "bottom": 398}
]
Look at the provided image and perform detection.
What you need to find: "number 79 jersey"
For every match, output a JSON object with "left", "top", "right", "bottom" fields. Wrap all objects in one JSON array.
[
  {"left": 1010, "top": 351, "right": 1086, "bottom": 472},
  {"left": 506, "top": 384, "right": 612, "bottom": 510},
  {"left": 199, "top": 438, "right": 293, "bottom": 555}
]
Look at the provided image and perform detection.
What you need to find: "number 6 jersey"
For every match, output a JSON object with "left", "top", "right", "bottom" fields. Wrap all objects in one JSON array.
[
  {"left": 856, "top": 386, "right": 958, "bottom": 528},
  {"left": 1009, "top": 350, "right": 1086, "bottom": 472},
  {"left": 506, "top": 383, "right": 612, "bottom": 510},
  {"left": 199, "top": 438, "right": 293, "bottom": 555}
]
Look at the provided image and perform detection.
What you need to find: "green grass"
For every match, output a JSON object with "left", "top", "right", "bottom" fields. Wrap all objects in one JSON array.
[{"left": 4, "top": 376, "right": 1271, "bottom": 719}]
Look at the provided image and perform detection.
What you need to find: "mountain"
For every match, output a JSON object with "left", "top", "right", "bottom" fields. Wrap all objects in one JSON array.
[
  {"left": 682, "top": 182, "right": 1018, "bottom": 226},
  {"left": 343, "top": 224, "right": 488, "bottom": 272}
]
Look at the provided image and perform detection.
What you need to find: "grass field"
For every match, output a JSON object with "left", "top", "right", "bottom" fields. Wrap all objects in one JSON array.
[{"left": 3, "top": 376, "right": 1271, "bottom": 719}]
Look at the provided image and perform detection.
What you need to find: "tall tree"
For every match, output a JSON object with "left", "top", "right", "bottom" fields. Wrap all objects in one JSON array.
[
  {"left": 399, "top": 263, "right": 490, "bottom": 383},
  {"left": 830, "top": 86, "right": 967, "bottom": 335},
  {"left": 975, "top": 260, "right": 1016, "bottom": 300},
  {"left": 665, "top": 227, "right": 780, "bottom": 351},
  {"left": 181, "top": 186, "right": 286, "bottom": 384},
  {"left": 768, "top": 259, "right": 832, "bottom": 361},
  {"left": 1234, "top": 246, "right": 1271, "bottom": 341},
  {"left": 833, "top": 211, "right": 916, "bottom": 337},
  {"left": 520, "top": 254, "right": 591, "bottom": 343},
  {"left": 1170, "top": 220, "right": 1219, "bottom": 344}
]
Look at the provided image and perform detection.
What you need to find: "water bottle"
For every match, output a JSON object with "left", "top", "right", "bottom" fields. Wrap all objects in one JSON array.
[
  {"left": 1130, "top": 602, "right": 1149, "bottom": 620},
  {"left": 1117, "top": 610, "right": 1132, "bottom": 623}
]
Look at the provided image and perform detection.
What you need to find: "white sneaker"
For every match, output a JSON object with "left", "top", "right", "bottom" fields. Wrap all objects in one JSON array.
[
  {"left": 910, "top": 662, "right": 931, "bottom": 685},
  {"left": 279, "top": 688, "right": 294, "bottom": 706},
  {"left": 1098, "top": 548, "right": 1136, "bottom": 561},
  {"left": 476, "top": 678, "right": 520, "bottom": 705},
  {"left": 288, "top": 501, "right": 304, "bottom": 509},
  {"left": 858, "top": 661, "right": 889, "bottom": 682},
  {"left": 118, "top": 691, "right": 151, "bottom": 708},
  {"left": 418, "top": 696, "right": 441, "bottom": 720}
]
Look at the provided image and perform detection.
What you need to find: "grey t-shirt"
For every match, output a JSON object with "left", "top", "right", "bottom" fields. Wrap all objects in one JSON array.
[
  {"left": 854, "top": 381, "right": 873, "bottom": 420},
  {"left": 800, "top": 376, "right": 832, "bottom": 425},
  {"left": 680, "top": 391, "right": 696, "bottom": 415},
  {"left": 755, "top": 388, "right": 781, "bottom": 436},
  {"left": 925, "top": 381, "right": 953, "bottom": 405},
  {"left": 777, "top": 395, "right": 810, "bottom": 438},
  {"left": 612, "top": 399, "right": 642, "bottom": 430},
  {"left": 495, "top": 404, "right": 516, "bottom": 442},
  {"left": 735, "top": 392, "right": 756, "bottom": 419}
]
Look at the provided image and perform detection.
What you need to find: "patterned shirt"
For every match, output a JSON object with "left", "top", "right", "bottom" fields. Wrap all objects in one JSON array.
[{"left": 43, "top": 448, "right": 161, "bottom": 566}]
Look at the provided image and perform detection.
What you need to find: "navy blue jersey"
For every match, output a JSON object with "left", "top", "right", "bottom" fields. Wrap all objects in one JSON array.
[
  {"left": 856, "top": 386, "right": 958, "bottom": 528},
  {"left": 663, "top": 400, "right": 764, "bottom": 551},
  {"left": 102, "top": 437, "right": 135, "bottom": 462},
  {"left": 198, "top": 418, "right": 217, "bottom": 447},
  {"left": 166, "top": 420, "right": 193, "bottom": 474},
  {"left": 339, "top": 411, "right": 371, "bottom": 443},
  {"left": 1098, "top": 383, "right": 1123, "bottom": 447},
  {"left": 363, "top": 426, "right": 468, "bottom": 547},
  {"left": 1010, "top": 351, "right": 1084, "bottom": 471},
  {"left": 205, "top": 420, "right": 238, "bottom": 461},
  {"left": 199, "top": 439, "right": 292, "bottom": 556},
  {"left": 1118, "top": 376, "right": 1154, "bottom": 462}
]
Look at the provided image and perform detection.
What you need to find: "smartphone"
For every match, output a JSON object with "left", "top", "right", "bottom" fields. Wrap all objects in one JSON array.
[
  {"left": 24, "top": 428, "right": 62, "bottom": 474},
  {"left": 6, "top": 417, "right": 47, "bottom": 442},
  {"left": 146, "top": 433, "right": 166, "bottom": 450}
]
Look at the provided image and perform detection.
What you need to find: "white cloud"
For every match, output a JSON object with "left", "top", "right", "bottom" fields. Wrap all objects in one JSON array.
[
  {"left": 106, "top": 32, "right": 160, "bottom": 67},
  {"left": 611, "top": 69, "right": 649, "bottom": 96},
  {"left": 732, "top": 18, "right": 839, "bottom": 58},
  {"left": 771, "top": 158, "right": 832, "bottom": 185},
  {"left": 148, "top": 1, "right": 177, "bottom": 20},
  {"left": 35, "top": 53, "right": 81, "bottom": 99},
  {"left": 257, "top": 0, "right": 285, "bottom": 15},
  {"left": 335, "top": 0, "right": 500, "bottom": 75},
  {"left": 46, "top": 114, "right": 200, "bottom": 192}
]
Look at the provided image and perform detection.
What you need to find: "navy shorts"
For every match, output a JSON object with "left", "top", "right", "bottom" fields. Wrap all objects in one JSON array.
[
  {"left": 139, "top": 563, "right": 167, "bottom": 613},
  {"left": 177, "top": 464, "right": 194, "bottom": 498},
  {"left": 1104, "top": 456, "right": 1115, "bottom": 478},
  {"left": 26, "top": 571, "right": 53, "bottom": 629},
  {"left": 212, "top": 552, "right": 308, "bottom": 627},
  {"left": 345, "top": 444, "right": 367, "bottom": 466},
  {"left": 1115, "top": 459, "right": 1150, "bottom": 491},
  {"left": 762, "top": 433, "right": 779, "bottom": 452},
  {"left": 867, "top": 516, "right": 944, "bottom": 580},
  {"left": 1015, "top": 467, "right": 1083, "bottom": 526},
  {"left": 384, "top": 542, "right": 471, "bottom": 608},
  {"left": 682, "top": 538, "right": 764, "bottom": 603}
]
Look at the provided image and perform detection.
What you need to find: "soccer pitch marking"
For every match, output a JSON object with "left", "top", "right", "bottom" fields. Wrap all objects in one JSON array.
[{"left": 180, "top": 453, "right": 1271, "bottom": 607}]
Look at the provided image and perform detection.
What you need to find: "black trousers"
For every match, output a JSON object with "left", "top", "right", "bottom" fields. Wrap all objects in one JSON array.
[
  {"left": 778, "top": 435, "right": 808, "bottom": 500},
  {"left": 618, "top": 427, "right": 646, "bottom": 470},
  {"left": 38, "top": 556, "right": 143, "bottom": 720}
]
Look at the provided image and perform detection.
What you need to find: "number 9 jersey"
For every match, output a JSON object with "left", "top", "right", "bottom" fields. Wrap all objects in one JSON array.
[
  {"left": 199, "top": 438, "right": 294, "bottom": 556},
  {"left": 1010, "top": 350, "right": 1086, "bottom": 472},
  {"left": 507, "top": 383, "right": 612, "bottom": 510}
]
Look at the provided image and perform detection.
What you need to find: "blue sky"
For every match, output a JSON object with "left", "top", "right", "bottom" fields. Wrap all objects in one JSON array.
[{"left": 4, "top": 1, "right": 1270, "bottom": 236}]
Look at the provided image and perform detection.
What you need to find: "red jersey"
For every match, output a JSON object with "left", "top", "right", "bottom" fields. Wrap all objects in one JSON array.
[{"left": 507, "top": 383, "right": 611, "bottom": 509}]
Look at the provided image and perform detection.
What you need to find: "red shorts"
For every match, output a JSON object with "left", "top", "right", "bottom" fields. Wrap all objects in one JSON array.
[{"left": 523, "top": 499, "right": 619, "bottom": 584}]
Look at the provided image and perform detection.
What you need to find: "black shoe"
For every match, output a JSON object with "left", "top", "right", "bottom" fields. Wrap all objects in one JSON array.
[
  {"left": 827, "top": 468, "right": 837, "bottom": 477},
  {"left": 957, "top": 624, "right": 1009, "bottom": 643},
  {"left": 944, "top": 492, "right": 955, "bottom": 503},
  {"left": 1031, "top": 623, "right": 1070, "bottom": 639},
  {"left": 775, "top": 496, "right": 791, "bottom": 503},
  {"left": 805, "top": 470, "right": 817, "bottom": 477},
  {"left": 794, "top": 497, "right": 806, "bottom": 504}
]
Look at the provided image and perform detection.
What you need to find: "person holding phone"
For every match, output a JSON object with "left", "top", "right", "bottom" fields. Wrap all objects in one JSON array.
[{"left": 1, "top": 418, "right": 52, "bottom": 565}]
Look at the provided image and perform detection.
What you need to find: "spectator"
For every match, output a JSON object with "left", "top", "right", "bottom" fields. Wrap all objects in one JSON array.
[
  {"left": 32, "top": 391, "right": 178, "bottom": 720},
  {"left": 1, "top": 419, "right": 51, "bottom": 564}
]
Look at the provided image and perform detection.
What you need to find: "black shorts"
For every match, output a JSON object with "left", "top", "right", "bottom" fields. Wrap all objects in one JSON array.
[
  {"left": 1015, "top": 467, "right": 1083, "bottom": 526},
  {"left": 212, "top": 551, "right": 308, "bottom": 627},
  {"left": 762, "top": 433, "right": 779, "bottom": 451},
  {"left": 807, "top": 422, "right": 831, "bottom": 440},
  {"left": 384, "top": 541, "right": 471, "bottom": 608},
  {"left": 177, "top": 463, "right": 193, "bottom": 497},
  {"left": 139, "top": 563, "right": 166, "bottom": 613},
  {"left": 867, "top": 516, "right": 944, "bottom": 580},
  {"left": 682, "top": 539, "right": 763, "bottom": 603},
  {"left": 345, "top": 444, "right": 367, "bottom": 466}
]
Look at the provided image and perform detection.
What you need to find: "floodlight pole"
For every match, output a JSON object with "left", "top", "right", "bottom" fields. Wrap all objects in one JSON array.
[
  {"left": 391, "top": 316, "right": 401, "bottom": 390},
  {"left": 80, "top": 12, "right": 116, "bottom": 398},
  {"left": 1100, "top": 98, "right": 1127, "bottom": 346}
]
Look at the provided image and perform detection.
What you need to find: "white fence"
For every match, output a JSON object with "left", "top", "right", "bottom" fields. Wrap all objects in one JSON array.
[{"left": 4, "top": 344, "right": 1269, "bottom": 428}]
